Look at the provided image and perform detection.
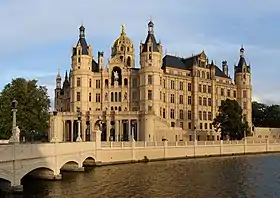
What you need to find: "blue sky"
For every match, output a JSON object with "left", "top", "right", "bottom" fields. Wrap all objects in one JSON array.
[{"left": 1, "top": 0, "right": 280, "bottom": 105}]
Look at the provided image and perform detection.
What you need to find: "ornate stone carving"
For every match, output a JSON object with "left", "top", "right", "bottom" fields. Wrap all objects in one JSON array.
[
  {"left": 114, "top": 71, "right": 119, "bottom": 81},
  {"left": 124, "top": 92, "right": 127, "bottom": 100},
  {"left": 9, "top": 126, "right": 20, "bottom": 143}
]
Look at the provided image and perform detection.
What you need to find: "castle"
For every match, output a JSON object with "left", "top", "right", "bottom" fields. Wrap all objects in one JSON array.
[{"left": 50, "top": 20, "right": 252, "bottom": 142}]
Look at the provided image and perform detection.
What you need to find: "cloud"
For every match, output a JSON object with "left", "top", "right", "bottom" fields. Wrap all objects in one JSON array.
[{"left": 0, "top": 0, "right": 280, "bottom": 105}]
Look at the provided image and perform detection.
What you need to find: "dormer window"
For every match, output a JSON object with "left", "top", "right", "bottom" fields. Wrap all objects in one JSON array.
[{"left": 149, "top": 46, "right": 152, "bottom": 52}]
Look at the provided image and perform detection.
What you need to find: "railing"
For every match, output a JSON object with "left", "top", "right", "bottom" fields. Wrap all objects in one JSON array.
[{"left": 100, "top": 139, "right": 280, "bottom": 148}]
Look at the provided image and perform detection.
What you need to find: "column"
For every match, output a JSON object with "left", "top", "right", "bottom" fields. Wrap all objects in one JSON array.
[
  {"left": 128, "top": 119, "right": 131, "bottom": 141},
  {"left": 76, "top": 120, "right": 82, "bottom": 142},
  {"left": 81, "top": 120, "right": 86, "bottom": 141},
  {"left": 71, "top": 120, "right": 74, "bottom": 142},
  {"left": 115, "top": 119, "right": 119, "bottom": 141},
  {"left": 106, "top": 120, "right": 110, "bottom": 142},
  {"left": 120, "top": 120, "right": 123, "bottom": 141},
  {"left": 137, "top": 119, "right": 140, "bottom": 141}
]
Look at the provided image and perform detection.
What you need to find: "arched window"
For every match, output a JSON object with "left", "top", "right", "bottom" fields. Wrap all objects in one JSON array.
[
  {"left": 115, "top": 92, "right": 118, "bottom": 102},
  {"left": 111, "top": 92, "right": 114, "bottom": 102},
  {"left": 124, "top": 78, "right": 128, "bottom": 86},
  {"left": 120, "top": 56, "right": 123, "bottom": 61},
  {"left": 127, "top": 56, "right": 131, "bottom": 66},
  {"left": 206, "top": 72, "right": 210, "bottom": 79},
  {"left": 105, "top": 79, "right": 108, "bottom": 87},
  {"left": 119, "top": 92, "right": 122, "bottom": 101},
  {"left": 118, "top": 106, "right": 121, "bottom": 111},
  {"left": 202, "top": 71, "right": 205, "bottom": 78}
]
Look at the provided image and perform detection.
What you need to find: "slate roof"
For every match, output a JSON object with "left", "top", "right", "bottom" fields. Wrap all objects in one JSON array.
[
  {"left": 92, "top": 59, "right": 99, "bottom": 72},
  {"left": 72, "top": 25, "right": 89, "bottom": 56},
  {"left": 162, "top": 54, "right": 230, "bottom": 79},
  {"left": 141, "top": 21, "right": 159, "bottom": 53}
]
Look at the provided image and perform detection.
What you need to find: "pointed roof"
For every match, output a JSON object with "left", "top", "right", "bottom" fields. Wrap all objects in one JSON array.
[
  {"left": 72, "top": 25, "right": 89, "bottom": 56},
  {"left": 141, "top": 20, "right": 159, "bottom": 53},
  {"left": 235, "top": 46, "right": 249, "bottom": 73}
]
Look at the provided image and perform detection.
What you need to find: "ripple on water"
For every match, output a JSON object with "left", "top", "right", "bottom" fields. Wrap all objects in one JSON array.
[{"left": 7, "top": 154, "right": 280, "bottom": 198}]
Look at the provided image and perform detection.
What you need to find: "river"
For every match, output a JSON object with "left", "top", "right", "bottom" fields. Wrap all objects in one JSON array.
[{"left": 3, "top": 154, "right": 280, "bottom": 197}]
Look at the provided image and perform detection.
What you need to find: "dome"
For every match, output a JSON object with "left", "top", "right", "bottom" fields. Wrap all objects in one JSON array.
[{"left": 111, "top": 25, "right": 134, "bottom": 57}]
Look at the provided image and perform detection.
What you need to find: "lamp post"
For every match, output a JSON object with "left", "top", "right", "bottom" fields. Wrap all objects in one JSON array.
[
  {"left": 9, "top": 99, "right": 20, "bottom": 143},
  {"left": 76, "top": 109, "right": 82, "bottom": 142},
  {"left": 51, "top": 110, "right": 58, "bottom": 142}
]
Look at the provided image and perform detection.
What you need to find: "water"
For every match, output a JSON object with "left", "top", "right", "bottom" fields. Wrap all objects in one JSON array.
[{"left": 4, "top": 154, "right": 280, "bottom": 198}]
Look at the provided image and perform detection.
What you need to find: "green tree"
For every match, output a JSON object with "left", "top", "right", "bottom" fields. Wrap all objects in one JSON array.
[
  {"left": 212, "top": 99, "right": 249, "bottom": 140},
  {"left": 0, "top": 78, "right": 50, "bottom": 140}
]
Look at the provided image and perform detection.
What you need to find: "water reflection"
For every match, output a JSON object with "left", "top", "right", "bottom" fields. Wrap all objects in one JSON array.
[{"left": 4, "top": 154, "right": 280, "bottom": 198}]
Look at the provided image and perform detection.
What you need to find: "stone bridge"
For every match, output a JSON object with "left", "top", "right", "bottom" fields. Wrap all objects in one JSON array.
[{"left": 0, "top": 141, "right": 99, "bottom": 191}]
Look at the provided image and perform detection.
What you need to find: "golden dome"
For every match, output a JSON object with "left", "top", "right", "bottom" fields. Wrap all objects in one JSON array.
[{"left": 111, "top": 25, "right": 134, "bottom": 57}]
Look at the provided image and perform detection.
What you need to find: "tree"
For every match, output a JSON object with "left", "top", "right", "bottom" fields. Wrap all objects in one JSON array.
[
  {"left": 212, "top": 99, "right": 249, "bottom": 140},
  {"left": 0, "top": 78, "right": 50, "bottom": 140}
]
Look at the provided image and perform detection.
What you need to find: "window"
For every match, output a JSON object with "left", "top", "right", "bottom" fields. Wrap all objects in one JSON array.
[
  {"left": 188, "top": 110, "right": 192, "bottom": 119},
  {"left": 89, "top": 93, "right": 91, "bottom": 102},
  {"left": 115, "top": 92, "right": 118, "bottom": 102},
  {"left": 179, "top": 109, "right": 184, "bottom": 119},
  {"left": 124, "top": 78, "right": 128, "bottom": 86},
  {"left": 179, "top": 95, "right": 184, "bottom": 104},
  {"left": 200, "top": 123, "right": 203, "bottom": 129},
  {"left": 221, "top": 88, "right": 224, "bottom": 96},
  {"left": 205, "top": 123, "right": 208, "bottom": 130},
  {"left": 163, "top": 79, "right": 166, "bottom": 88},
  {"left": 208, "top": 112, "right": 212, "bottom": 120},
  {"left": 149, "top": 46, "right": 152, "bottom": 52},
  {"left": 199, "top": 84, "right": 202, "bottom": 92},
  {"left": 179, "top": 82, "right": 183, "bottom": 90},
  {"left": 208, "top": 86, "right": 212, "bottom": 93},
  {"left": 202, "top": 71, "right": 205, "bottom": 78},
  {"left": 132, "top": 91, "right": 137, "bottom": 101},
  {"left": 160, "top": 107, "right": 162, "bottom": 116},
  {"left": 163, "top": 108, "right": 166, "bottom": 118},
  {"left": 227, "top": 89, "right": 231, "bottom": 97},
  {"left": 160, "top": 91, "right": 162, "bottom": 100},
  {"left": 170, "top": 80, "right": 175, "bottom": 89},
  {"left": 199, "top": 111, "right": 202, "bottom": 120},
  {"left": 170, "top": 109, "right": 175, "bottom": 119},
  {"left": 148, "top": 75, "right": 153, "bottom": 85},
  {"left": 118, "top": 106, "right": 122, "bottom": 111},
  {"left": 77, "top": 78, "right": 81, "bottom": 87},
  {"left": 78, "top": 57, "right": 81, "bottom": 63},
  {"left": 243, "top": 101, "right": 247, "bottom": 108},
  {"left": 171, "top": 122, "right": 175, "bottom": 127},
  {"left": 111, "top": 92, "right": 114, "bottom": 102},
  {"left": 77, "top": 92, "right": 81, "bottom": 101},
  {"left": 208, "top": 98, "right": 212, "bottom": 106},
  {"left": 188, "top": 96, "right": 192, "bottom": 105},
  {"left": 105, "top": 79, "right": 108, "bottom": 87},
  {"left": 179, "top": 122, "right": 184, "bottom": 129},
  {"left": 188, "top": 123, "right": 192, "bottom": 130},
  {"left": 163, "top": 93, "right": 166, "bottom": 102},
  {"left": 96, "top": 93, "right": 101, "bottom": 102},
  {"left": 188, "top": 83, "right": 192, "bottom": 91},
  {"left": 149, "top": 54, "right": 152, "bottom": 60},
  {"left": 171, "top": 94, "right": 175, "bottom": 103},
  {"left": 89, "top": 79, "right": 92, "bottom": 87},
  {"left": 119, "top": 92, "right": 122, "bottom": 102},
  {"left": 203, "top": 85, "right": 206, "bottom": 93},
  {"left": 203, "top": 97, "right": 207, "bottom": 106},
  {"left": 234, "top": 90, "right": 237, "bottom": 98},
  {"left": 160, "top": 77, "right": 162, "bottom": 85},
  {"left": 203, "top": 111, "right": 207, "bottom": 120},
  {"left": 243, "top": 90, "right": 247, "bottom": 98},
  {"left": 148, "top": 90, "right": 152, "bottom": 100},
  {"left": 96, "top": 80, "right": 101, "bottom": 89},
  {"left": 199, "top": 97, "right": 202, "bottom": 105},
  {"left": 132, "top": 78, "right": 137, "bottom": 88},
  {"left": 207, "top": 72, "right": 210, "bottom": 79}
]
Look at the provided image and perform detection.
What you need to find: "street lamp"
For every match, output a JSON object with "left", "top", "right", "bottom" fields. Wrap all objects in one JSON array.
[
  {"left": 9, "top": 99, "right": 20, "bottom": 143},
  {"left": 76, "top": 109, "right": 82, "bottom": 142},
  {"left": 11, "top": 99, "right": 18, "bottom": 133}
]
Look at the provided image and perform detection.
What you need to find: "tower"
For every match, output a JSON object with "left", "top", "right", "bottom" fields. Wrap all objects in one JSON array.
[
  {"left": 234, "top": 46, "right": 252, "bottom": 132},
  {"left": 222, "top": 60, "right": 229, "bottom": 76},
  {"left": 139, "top": 20, "right": 163, "bottom": 141},
  {"left": 54, "top": 68, "right": 62, "bottom": 111},
  {"left": 70, "top": 25, "right": 94, "bottom": 112}
]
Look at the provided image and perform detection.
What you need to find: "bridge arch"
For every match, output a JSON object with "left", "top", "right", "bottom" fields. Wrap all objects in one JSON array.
[
  {"left": 0, "top": 170, "right": 13, "bottom": 184},
  {"left": 82, "top": 156, "right": 96, "bottom": 166},
  {"left": 20, "top": 167, "right": 55, "bottom": 181}
]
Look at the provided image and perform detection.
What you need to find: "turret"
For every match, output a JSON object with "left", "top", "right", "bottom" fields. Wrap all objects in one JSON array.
[
  {"left": 98, "top": 51, "right": 104, "bottom": 71},
  {"left": 139, "top": 20, "right": 163, "bottom": 141},
  {"left": 56, "top": 68, "right": 61, "bottom": 89},
  {"left": 234, "top": 46, "right": 252, "bottom": 132},
  {"left": 210, "top": 60, "right": 215, "bottom": 78},
  {"left": 222, "top": 60, "right": 228, "bottom": 76}
]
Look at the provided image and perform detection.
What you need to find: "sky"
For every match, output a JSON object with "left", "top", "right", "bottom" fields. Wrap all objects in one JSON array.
[{"left": 1, "top": 0, "right": 280, "bottom": 106}]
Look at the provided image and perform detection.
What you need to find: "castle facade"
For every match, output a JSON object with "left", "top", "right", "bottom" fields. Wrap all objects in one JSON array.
[{"left": 50, "top": 20, "right": 252, "bottom": 142}]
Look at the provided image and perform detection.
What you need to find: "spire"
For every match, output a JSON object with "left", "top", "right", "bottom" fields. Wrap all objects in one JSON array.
[
  {"left": 56, "top": 67, "right": 61, "bottom": 79},
  {"left": 121, "top": 24, "right": 126, "bottom": 36},
  {"left": 79, "top": 25, "right": 85, "bottom": 38},
  {"left": 240, "top": 45, "right": 245, "bottom": 57},
  {"left": 148, "top": 19, "right": 154, "bottom": 34},
  {"left": 65, "top": 70, "right": 68, "bottom": 81}
]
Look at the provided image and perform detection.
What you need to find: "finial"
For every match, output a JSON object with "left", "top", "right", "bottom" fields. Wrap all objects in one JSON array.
[
  {"left": 240, "top": 44, "right": 245, "bottom": 57},
  {"left": 150, "top": 15, "right": 152, "bottom": 22},
  {"left": 56, "top": 66, "right": 61, "bottom": 79},
  {"left": 121, "top": 24, "right": 126, "bottom": 36}
]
